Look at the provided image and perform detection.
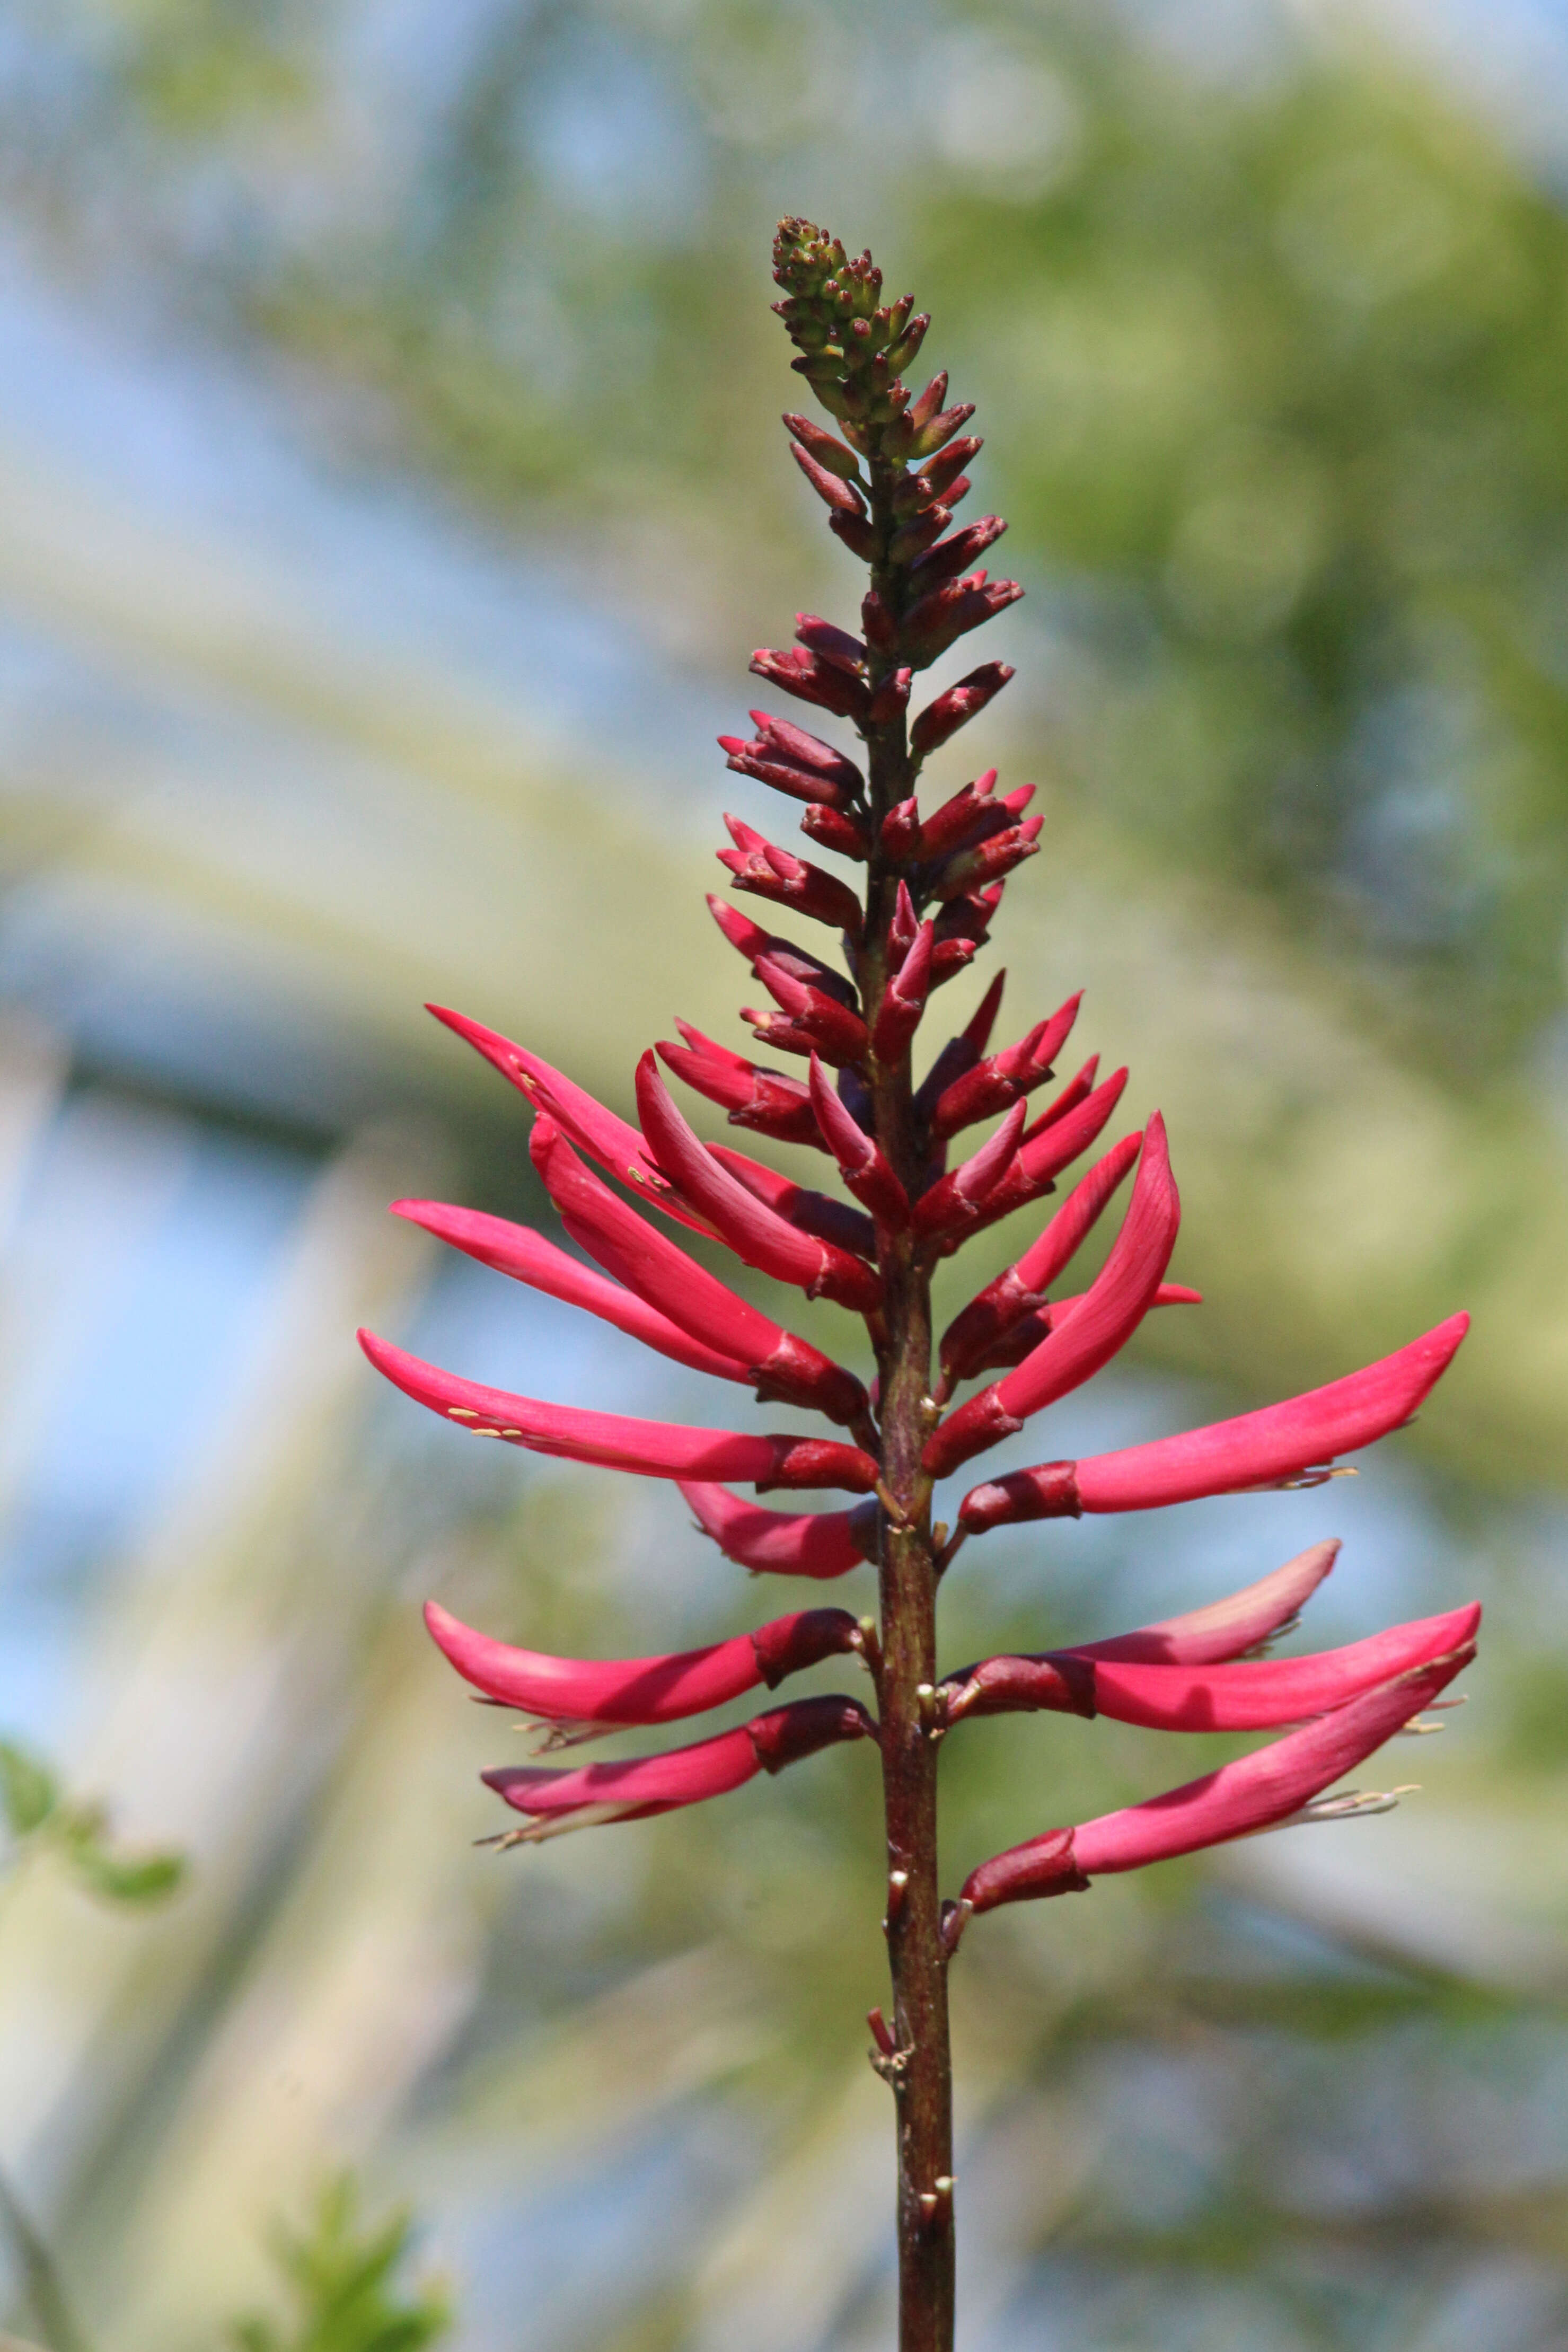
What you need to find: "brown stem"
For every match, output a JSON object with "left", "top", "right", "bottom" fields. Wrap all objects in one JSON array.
[{"left": 858, "top": 451, "right": 955, "bottom": 2352}]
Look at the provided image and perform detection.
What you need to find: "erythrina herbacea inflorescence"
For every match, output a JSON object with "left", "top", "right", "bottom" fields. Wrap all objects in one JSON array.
[{"left": 360, "top": 220, "right": 1479, "bottom": 2352}]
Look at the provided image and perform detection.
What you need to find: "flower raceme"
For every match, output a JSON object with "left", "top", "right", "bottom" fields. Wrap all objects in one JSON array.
[{"left": 361, "top": 217, "right": 1479, "bottom": 1960}]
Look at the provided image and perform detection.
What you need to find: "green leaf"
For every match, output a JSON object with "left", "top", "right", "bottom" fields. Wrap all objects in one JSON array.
[
  {"left": 0, "top": 1741, "right": 57, "bottom": 1838},
  {"left": 232, "top": 2178, "right": 450, "bottom": 2352},
  {"left": 62, "top": 1834, "right": 187, "bottom": 1907}
]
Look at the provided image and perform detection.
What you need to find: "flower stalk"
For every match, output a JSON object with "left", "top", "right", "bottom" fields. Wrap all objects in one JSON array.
[{"left": 361, "top": 221, "right": 1479, "bottom": 2352}]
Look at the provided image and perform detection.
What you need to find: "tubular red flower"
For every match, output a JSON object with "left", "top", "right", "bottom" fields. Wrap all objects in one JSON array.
[
  {"left": 929, "top": 993, "right": 1082, "bottom": 1139},
  {"left": 718, "top": 816, "right": 865, "bottom": 937},
  {"left": 635, "top": 1053, "right": 883, "bottom": 1312},
  {"left": 939, "top": 1067, "right": 1131, "bottom": 1253},
  {"left": 809, "top": 1056, "right": 910, "bottom": 1226},
  {"left": 958, "top": 1312, "right": 1471, "bottom": 1531},
  {"left": 909, "top": 662, "right": 1014, "bottom": 760},
  {"left": 483, "top": 1693, "right": 877, "bottom": 1842},
  {"left": 871, "top": 921, "right": 935, "bottom": 1062},
  {"left": 359, "top": 1330, "right": 878, "bottom": 1492},
  {"left": 681, "top": 1481, "right": 880, "bottom": 1579},
  {"left": 707, "top": 1145, "right": 878, "bottom": 1259},
  {"left": 658, "top": 1025, "right": 823, "bottom": 1150},
  {"left": 1087, "top": 1602, "right": 1481, "bottom": 1731},
  {"left": 391, "top": 1199, "right": 748, "bottom": 1386},
  {"left": 748, "top": 646, "right": 869, "bottom": 722},
  {"left": 924, "top": 1116, "right": 1179, "bottom": 1476},
  {"left": 706, "top": 900, "right": 858, "bottom": 1008},
  {"left": 747, "top": 955, "right": 869, "bottom": 1064},
  {"left": 911, "top": 1100, "right": 1028, "bottom": 1243},
  {"left": 941, "top": 1600, "right": 1478, "bottom": 1729},
  {"left": 959, "top": 1281, "right": 1200, "bottom": 1376},
  {"left": 954, "top": 1645, "right": 1475, "bottom": 1923},
  {"left": 425, "top": 1596, "right": 860, "bottom": 1726},
  {"left": 909, "top": 515, "right": 1008, "bottom": 591},
  {"left": 528, "top": 1121, "right": 870, "bottom": 1426},
  {"left": 1077, "top": 1540, "right": 1341, "bottom": 1665},
  {"left": 939, "top": 1133, "right": 1142, "bottom": 1384},
  {"left": 427, "top": 1004, "right": 710, "bottom": 1236}
]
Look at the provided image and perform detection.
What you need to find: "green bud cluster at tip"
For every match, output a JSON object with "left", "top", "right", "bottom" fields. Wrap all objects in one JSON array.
[{"left": 771, "top": 217, "right": 931, "bottom": 455}]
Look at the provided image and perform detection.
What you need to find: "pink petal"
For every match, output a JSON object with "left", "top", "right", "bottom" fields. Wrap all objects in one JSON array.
[
  {"left": 359, "top": 1331, "right": 878, "bottom": 1492},
  {"left": 635, "top": 1054, "right": 882, "bottom": 1313},
  {"left": 391, "top": 1200, "right": 748, "bottom": 1386},
  {"left": 957, "top": 1642, "right": 1475, "bottom": 1917},
  {"left": 425, "top": 1597, "right": 858, "bottom": 1723},
  {"left": 924, "top": 1116, "right": 1179, "bottom": 1475},
  {"left": 1086, "top": 1602, "right": 1481, "bottom": 1730},
  {"left": 530, "top": 1124, "right": 868, "bottom": 1427},
  {"left": 1075, "top": 1541, "right": 1340, "bottom": 1664},
  {"left": 959, "top": 1315, "right": 1470, "bottom": 1530},
  {"left": 427, "top": 1005, "right": 705, "bottom": 1230},
  {"left": 681, "top": 1482, "right": 879, "bottom": 1578},
  {"left": 482, "top": 1693, "right": 876, "bottom": 1839}
]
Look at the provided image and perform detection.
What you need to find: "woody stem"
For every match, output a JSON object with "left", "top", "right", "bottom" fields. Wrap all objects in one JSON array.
[{"left": 861, "top": 452, "right": 954, "bottom": 2352}]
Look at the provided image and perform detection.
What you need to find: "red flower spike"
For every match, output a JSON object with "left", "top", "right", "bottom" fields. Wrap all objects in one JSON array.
[
  {"left": 809, "top": 1056, "right": 911, "bottom": 1227},
  {"left": 871, "top": 922, "right": 936, "bottom": 1063},
  {"left": 930, "top": 992, "right": 1082, "bottom": 1140},
  {"left": 708, "top": 1145, "right": 878, "bottom": 1260},
  {"left": 392, "top": 1197, "right": 747, "bottom": 1387},
  {"left": 358, "top": 1330, "right": 878, "bottom": 1493},
  {"left": 747, "top": 957, "right": 869, "bottom": 1066},
  {"left": 910, "top": 663, "right": 1015, "bottom": 761},
  {"left": 925, "top": 1115, "right": 1179, "bottom": 1475},
  {"left": 952, "top": 1646, "right": 1475, "bottom": 1927},
  {"left": 1078, "top": 1539, "right": 1341, "bottom": 1666},
  {"left": 957, "top": 1312, "right": 1472, "bottom": 1532},
  {"left": 910, "top": 1099, "right": 1028, "bottom": 1243},
  {"left": 425, "top": 1596, "right": 860, "bottom": 1729},
  {"left": 719, "top": 816, "right": 865, "bottom": 938},
  {"left": 781, "top": 414, "right": 862, "bottom": 481},
  {"left": 528, "top": 1121, "right": 870, "bottom": 1428},
  {"left": 483, "top": 1693, "right": 877, "bottom": 1843},
  {"left": 658, "top": 1028, "right": 823, "bottom": 1150},
  {"left": 681, "top": 1481, "right": 880, "bottom": 1579},
  {"left": 910, "top": 516, "right": 1008, "bottom": 592},
  {"left": 750, "top": 646, "right": 868, "bottom": 722},
  {"left": 635, "top": 1053, "right": 883, "bottom": 1313},
  {"left": 426, "top": 1005, "right": 707, "bottom": 1234},
  {"left": 791, "top": 438, "right": 867, "bottom": 516}
]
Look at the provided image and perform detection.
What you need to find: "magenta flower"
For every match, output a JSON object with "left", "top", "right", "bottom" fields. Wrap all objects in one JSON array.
[
  {"left": 946, "top": 1641, "right": 1474, "bottom": 1942},
  {"left": 482, "top": 1695, "right": 876, "bottom": 1845},
  {"left": 425, "top": 1597, "right": 861, "bottom": 1731},
  {"left": 360, "top": 218, "right": 1482, "bottom": 2351}
]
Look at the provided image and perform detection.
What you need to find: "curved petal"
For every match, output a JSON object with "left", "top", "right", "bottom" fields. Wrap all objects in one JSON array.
[{"left": 360, "top": 1332, "right": 878, "bottom": 1492}]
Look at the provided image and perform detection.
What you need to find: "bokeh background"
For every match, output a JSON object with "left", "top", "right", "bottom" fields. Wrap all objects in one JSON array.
[{"left": 1, "top": 1, "right": 1566, "bottom": 2346}]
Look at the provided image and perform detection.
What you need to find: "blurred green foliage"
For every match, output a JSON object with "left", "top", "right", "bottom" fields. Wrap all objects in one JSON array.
[
  {"left": 0, "top": 1737, "right": 186, "bottom": 1910},
  {"left": 233, "top": 2180, "right": 448, "bottom": 2352}
]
